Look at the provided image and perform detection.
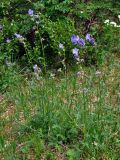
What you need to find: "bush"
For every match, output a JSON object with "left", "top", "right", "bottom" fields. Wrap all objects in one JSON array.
[{"left": 0, "top": 0, "right": 120, "bottom": 69}]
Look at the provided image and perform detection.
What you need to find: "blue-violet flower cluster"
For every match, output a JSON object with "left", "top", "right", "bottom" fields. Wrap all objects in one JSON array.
[
  {"left": 28, "top": 9, "right": 34, "bottom": 16},
  {"left": 71, "top": 33, "right": 95, "bottom": 60},
  {"left": 85, "top": 34, "right": 95, "bottom": 45}
]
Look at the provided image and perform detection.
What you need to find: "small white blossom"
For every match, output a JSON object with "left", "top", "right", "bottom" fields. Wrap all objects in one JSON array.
[
  {"left": 59, "top": 43, "right": 64, "bottom": 49},
  {"left": 33, "top": 64, "right": 42, "bottom": 80},
  {"left": 6, "top": 38, "right": 11, "bottom": 43},
  {"left": 50, "top": 73, "right": 55, "bottom": 78},
  {"left": 57, "top": 68, "right": 62, "bottom": 72},
  {"left": 116, "top": 25, "right": 120, "bottom": 28},
  {"left": 104, "top": 19, "right": 110, "bottom": 24},
  {"left": 80, "top": 59, "right": 84, "bottom": 62},
  {"left": 110, "top": 21, "right": 117, "bottom": 27},
  {"left": 36, "top": 21, "right": 39, "bottom": 24},
  {"left": 95, "top": 70, "right": 101, "bottom": 76},
  {"left": 118, "top": 15, "right": 120, "bottom": 20},
  {"left": 33, "top": 64, "right": 39, "bottom": 72}
]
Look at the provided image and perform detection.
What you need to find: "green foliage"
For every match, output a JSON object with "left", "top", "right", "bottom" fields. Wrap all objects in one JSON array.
[{"left": 0, "top": 0, "right": 120, "bottom": 68}]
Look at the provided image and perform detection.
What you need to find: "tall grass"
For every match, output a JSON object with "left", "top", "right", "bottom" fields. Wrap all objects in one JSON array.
[{"left": 0, "top": 57, "right": 120, "bottom": 159}]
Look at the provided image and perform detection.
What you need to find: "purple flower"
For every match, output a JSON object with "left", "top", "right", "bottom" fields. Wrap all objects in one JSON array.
[
  {"left": 59, "top": 43, "right": 64, "bottom": 49},
  {"left": 89, "top": 37, "right": 95, "bottom": 45},
  {"left": 28, "top": 9, "right": 34, "bottom": 16},
  {"left": 72, "top": 48, "right": 79, "bottom": 60},
  {"left": 15, "top": 33, "right": 23, "bottom": 39},
  {"left": 86, "top": 33, "right": 95, "bottom": 45},
  {"left": 86, "top": 34, "right": 91, "bottom": 42},
  {"left": 78, "top": 38, "right": 85, "bottom": 47},
  {"left": 71, "top": 34, "right": 79, "bottom": 45},
  {"left": 6, "top": 38, "right": 11, "bottom": 43}
]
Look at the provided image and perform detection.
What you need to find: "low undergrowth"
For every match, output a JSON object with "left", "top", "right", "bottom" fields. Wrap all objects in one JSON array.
[{"left": 0, "top": 56, "right": 120, "bottom": 160}]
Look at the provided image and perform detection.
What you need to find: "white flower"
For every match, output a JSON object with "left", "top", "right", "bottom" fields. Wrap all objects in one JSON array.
[
  {"left": 59, "top": 43, "right": 64, "bottom": 49},
  {"left": 33, "top": 64, "right": 38, "bottom": 72},
  {"left": 110, "top": 21, "right": 117, "bottom": 27},
  {"left": 104, "top": 19, "right": 110, "bottom": 24},
  {"left": 6, "top": 38, "right": 11, "bottom": 43},
  {"left": 36, "top": 21, "right": 39, "bottom": 24},
  {"left": 80, "top": 58, "right": 84, "bottom": 62},
  {"left": 95, "top": 70, "right": 101, "bottom": 76},
  {"left": 118, "top": 15, "right": 120, "bottom": 20},
  {"left": 33, "top": 64, "right": 41, "bottom": 80},
  {"left": 116, "top": 25, "right": 120, "bottom": 28},
  {"left": 50, "top": 73, "right": 55, "bottom": 78},
  {"left": 57, "top": 68, "right": 62, "bottom": 72}
]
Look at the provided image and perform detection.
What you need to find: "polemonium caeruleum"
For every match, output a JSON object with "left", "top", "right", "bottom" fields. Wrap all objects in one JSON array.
[
  {"left": 71, "top": 34, "right": 79, "bottom": 45},
  {"left": 28, "top": 9, "right": 34, "bottom": 16},
  {"left": 33, "top": 64, "right": 38, "bottom": 73},
  {"left": 73, "top": 48, "right": 79, "bottom": 60},
  {"left": 6, "top": 38, "right": 11, "bottom": 43},
  {"left": 15, "top": 33, "right": 23, "bottom": 39},
  {"left": 59, "top": 43, "right": 64, "bottom": 49},
  {"left": 86, "top": 33, "right": 95, "bottom": 45},
  {"left": 78, "top": 38, "right": 85, "bottom": 47}
]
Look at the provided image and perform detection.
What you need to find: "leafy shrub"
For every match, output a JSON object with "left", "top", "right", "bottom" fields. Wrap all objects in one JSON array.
[{"left": 0, "top": 0, "right": 120, "bottom": 69}]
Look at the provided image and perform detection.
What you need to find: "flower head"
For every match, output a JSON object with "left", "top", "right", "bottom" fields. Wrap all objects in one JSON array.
[
  {"left": 59, "top": 43, "right": 64, "bottom": 49},
  {"left": 86, "top": 33, "right": 95, "bottom": 45},
  {"left": 73, "top": 48, "right": 79, "bottom": 60},
  {"left": 15, "top": 33, "right": 24, "bottom": 43},
  {"left": 71, "top": 34, "right": 79, "bottom": 45},
  {"left": 28, "top": 9, "right": 34, "bottom": 16},
  {"left": 110, "top": 21, "right": 117, "bottom": 27},
  {"left": 86, "top": 34, "right": 91, "bottom": 42},
  {"left": 33, "top": 64, "right": 38, "bottom": 72},
  {"left": 89, "top": 37, "right": 95, "bottom": 45},
  {"left": 78, "top": 38, "right": 85, "bottom": 47},
  {"left": 15, "top": 33, "right": 23, "bottom": 39},
  {"left": 104, "top": 19, "right": 110, "bottom": 24},
  {"left": 95, "top": 70, "right": 101, "bottom": 76},
  {"left": 6, "top": 38, "right": 11, "bottom": 43},
  {"left": 116, "top": 25, "right": 120, "bottom": 28}
]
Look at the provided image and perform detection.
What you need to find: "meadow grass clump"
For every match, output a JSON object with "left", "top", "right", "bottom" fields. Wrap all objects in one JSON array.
[{"left": 0, "top": 55, "right": 120, "bottom": 159}]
